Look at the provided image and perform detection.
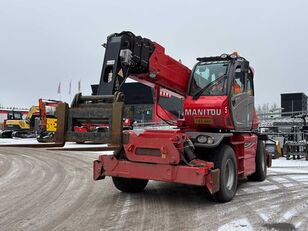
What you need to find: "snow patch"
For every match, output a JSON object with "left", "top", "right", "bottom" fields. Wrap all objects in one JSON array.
[
  {"left": 241, "top": 186, "right": 262, "bottom": 194},
  {"left": 283, "top": 209, "right": 297, "bottom": 220},
  {"left": 271, "top": 176, "right": 290, "bottom": 183},
  {"left": 258, "top": 212, "right": 269, "bottom": 222},
  {"left": 218, "top": 218, "right": 253, "bottom": 231},
  {"left": 259, "top": 185, "right": 279, "bottom": 191},
  {"left": 0, "top": 138, "right": 111, "bottom": 150},
  {"left": 295, "top": 221, "right": 302, "bottom": 228},
  {"left": 283, "top": 183, "right": 294, "bottom": 187},
  {"left": 289, "top": 175, "right": 308, "bottom": 181}
]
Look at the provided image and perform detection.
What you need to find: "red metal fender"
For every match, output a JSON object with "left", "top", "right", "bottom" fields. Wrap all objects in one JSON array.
[{"left": 93, "top": 156, "right": 220, "bottom": 194}]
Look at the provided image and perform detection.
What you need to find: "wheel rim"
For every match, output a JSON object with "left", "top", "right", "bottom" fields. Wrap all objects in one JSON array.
[{"left": 224, "top": 159, "right": 235, "bottom": 190}]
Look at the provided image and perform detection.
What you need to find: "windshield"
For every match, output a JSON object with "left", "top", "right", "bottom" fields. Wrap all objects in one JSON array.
[
  {"left": 190, "top": 61, "right": 229, "bottom": 96},
  {"left": 8, "top": 112, "right": 22, "bottom": 120}
]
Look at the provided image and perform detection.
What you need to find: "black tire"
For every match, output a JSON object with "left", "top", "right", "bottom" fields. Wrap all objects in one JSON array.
[
  {"left": 211, "top": 145, "right": 238, "bottom": 203},
  {"left": 0, "top": 131, "right": 13, "bottom": 138},
  {"left": 112, "top": 177, "right": 148, "bottom": 193},
  {"left": 248, "top": 140, "right": 267, "bottom": 181}
]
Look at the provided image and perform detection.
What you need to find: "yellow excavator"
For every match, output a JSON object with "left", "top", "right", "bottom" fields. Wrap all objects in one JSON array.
[{"left": 0, "top": 106, "right": 39, "bottom": 138}]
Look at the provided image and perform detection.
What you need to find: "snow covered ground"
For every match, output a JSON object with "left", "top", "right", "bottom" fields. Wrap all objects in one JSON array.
[
  {"left": 0, "top": 137, "right": 111, "bottom": 150},
  {"left": 1, "top": 137, "right": 308, "bottom": 230}
]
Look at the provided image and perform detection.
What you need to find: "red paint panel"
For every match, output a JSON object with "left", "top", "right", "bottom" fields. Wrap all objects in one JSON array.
[
  {"left": 231, "top": 133, "right": 257, "bottom": 176},
  {"left": 130, "top": 43, "right": 191, "bottom": 97}
]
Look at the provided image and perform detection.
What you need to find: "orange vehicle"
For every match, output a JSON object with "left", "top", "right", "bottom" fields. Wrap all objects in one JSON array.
[{"left": 36, "top": 98, "right": 62, "bottom": 142}]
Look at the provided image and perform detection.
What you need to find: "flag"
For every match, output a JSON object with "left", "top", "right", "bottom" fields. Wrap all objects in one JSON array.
[
  {"left": 69, "top": 80, "right": 71, "bottom": 95},
  {"left": 57, "top": 81, "right": 61, "bottom": 94},
  {"left": 78, "top": 80, "right": 81, "bottom": 92}
]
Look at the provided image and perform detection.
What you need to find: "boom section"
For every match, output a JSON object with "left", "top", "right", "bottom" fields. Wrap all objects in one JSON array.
[{"left": 97, "top": 31, "right": 191, "bottom": 96}]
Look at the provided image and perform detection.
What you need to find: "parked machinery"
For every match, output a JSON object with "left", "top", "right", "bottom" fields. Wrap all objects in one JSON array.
[
  {"left": 0, "top": 99, "right": 61, "bottom": 140},
  {"left": 258, "top": 126, "right": 283, "bottom": 159},
  {"left": 0, "top": 110, "right": 26, "bottom": 138},
  {"left": 0, "top": 106, "right": 39, "bottom": 138},
  {"left": 283, "top": 114, "right": 308, "bottom": 160}
]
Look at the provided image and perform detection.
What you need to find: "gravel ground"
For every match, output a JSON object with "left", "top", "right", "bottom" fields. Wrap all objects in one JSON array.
[{"left": 0, "top": 143, "right": 308, "bottom": 231}]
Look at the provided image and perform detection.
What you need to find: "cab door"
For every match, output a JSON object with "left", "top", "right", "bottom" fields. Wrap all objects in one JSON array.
[
  {"left": 245, "top": 70, "right": 254, "bottom": 129},
  {"left": 230, "top": 62, "right": 252, "bottom": 131}
]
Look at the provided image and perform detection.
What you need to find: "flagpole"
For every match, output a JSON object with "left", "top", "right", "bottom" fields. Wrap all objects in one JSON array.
[
  {"left": 57, "top": 81, "right": 62, "bottom": 101},
  {"left": 69, "top": 80, "right": 72, "bottom": 103},
  {"left": 78, "top": 79, "right": 81, "bottom": 93}
]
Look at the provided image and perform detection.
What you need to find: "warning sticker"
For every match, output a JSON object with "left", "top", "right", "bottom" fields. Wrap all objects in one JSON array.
[
  {"left": 118, "top": 69, "right": 124, "bottom": 78},
  {"left": 194, "top": 118, "right": 213, "bottom": 125}
]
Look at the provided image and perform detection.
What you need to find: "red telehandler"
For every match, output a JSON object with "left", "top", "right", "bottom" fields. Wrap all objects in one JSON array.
[{"left": 89, "top": 31, "right": 270, "bottom": 202}]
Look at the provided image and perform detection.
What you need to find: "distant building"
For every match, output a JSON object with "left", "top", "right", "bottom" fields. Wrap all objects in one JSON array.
[{"left": 281, "top": 92, "right": 307, "bottom": 116}]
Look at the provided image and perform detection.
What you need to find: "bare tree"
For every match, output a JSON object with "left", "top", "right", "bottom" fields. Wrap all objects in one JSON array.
[{"left": 257, "top": 102, "right": 279, "bottom": 114}]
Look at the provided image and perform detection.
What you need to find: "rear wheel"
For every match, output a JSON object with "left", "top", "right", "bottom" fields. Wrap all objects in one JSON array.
[
  {"left": 112, "top": 177, "right": 148, "bottom": 193},
  {"left": 248, "top": 140, "right": 267, "bottom": 181},
  {"left": 210, "top": 145, "right": 238, "bottom": 203}
]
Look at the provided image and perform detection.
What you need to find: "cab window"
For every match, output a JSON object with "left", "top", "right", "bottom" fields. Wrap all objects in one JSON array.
[
  {"left": 246, "top": 70, "right": 254, "bottom": 96},
  {"left": 232, "top": 68, "right": 245, "bottom": 95},
  {"left": 190, "top": 61, "right": 229, "bottom": 96}
]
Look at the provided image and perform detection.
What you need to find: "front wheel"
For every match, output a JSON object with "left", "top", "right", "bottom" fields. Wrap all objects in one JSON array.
[
  {"left": 210, "top": 145, "right": 238, "bottom": 203},
  {"left": 112, "top": 177, "right": 148, "bottom": 193},
  {"left": 248, "top": 140, "right": 267, "bottom": 181}
]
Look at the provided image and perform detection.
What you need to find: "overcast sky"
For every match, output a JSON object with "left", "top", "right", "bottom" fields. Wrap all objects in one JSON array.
[{"left": 0, "top": 0, "right": 308, "bottom": 108}]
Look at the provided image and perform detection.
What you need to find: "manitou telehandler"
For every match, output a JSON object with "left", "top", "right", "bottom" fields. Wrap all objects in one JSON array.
[{"left": 0, "top": 31, "right": 270, "bottom": 202}]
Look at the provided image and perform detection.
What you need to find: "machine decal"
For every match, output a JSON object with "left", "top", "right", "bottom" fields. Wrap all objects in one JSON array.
[
  {"left": 244, "top": 141, "right": 257, "bottom": 149},
  {"left": 184, "top": 108, "right": 222, "bottom": 116}
]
